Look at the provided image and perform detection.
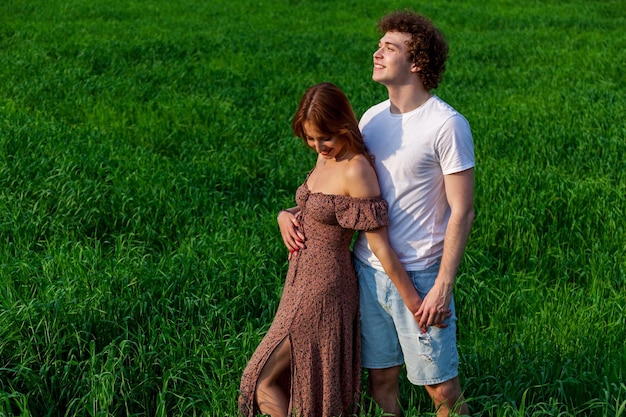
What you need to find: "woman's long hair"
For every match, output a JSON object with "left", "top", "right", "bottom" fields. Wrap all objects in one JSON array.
[{"left": 292, "top": 82, "right": 372, "bottom": 162}]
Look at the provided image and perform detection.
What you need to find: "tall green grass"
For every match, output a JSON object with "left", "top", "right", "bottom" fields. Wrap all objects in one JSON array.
[{"left": 1, "top": 0, "right": 624, "bottom": 415}]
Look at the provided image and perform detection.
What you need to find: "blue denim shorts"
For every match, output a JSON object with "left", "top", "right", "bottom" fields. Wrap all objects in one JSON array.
[{"left": 354, "top": 256, "right": 459, "bottom": 385}]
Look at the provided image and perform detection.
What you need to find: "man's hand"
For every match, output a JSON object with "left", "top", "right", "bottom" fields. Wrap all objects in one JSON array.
[{"left": 414, "top": 280, "right": 452, "bottom": 331}]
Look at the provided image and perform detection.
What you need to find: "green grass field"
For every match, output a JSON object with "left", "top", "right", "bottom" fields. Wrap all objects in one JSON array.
[{"left": 1, "top": 0, "right": 625, "bottom": 415}]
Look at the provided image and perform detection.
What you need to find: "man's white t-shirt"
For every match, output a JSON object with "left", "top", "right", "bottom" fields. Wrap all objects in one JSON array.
[{"left": 353, "top": 96, "right": 475, "bottom": 271}]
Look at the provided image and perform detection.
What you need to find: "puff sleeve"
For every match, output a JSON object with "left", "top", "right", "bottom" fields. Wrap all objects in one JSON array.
[{"left": 334, "top": 195, "right": 389, "bottom": 231}]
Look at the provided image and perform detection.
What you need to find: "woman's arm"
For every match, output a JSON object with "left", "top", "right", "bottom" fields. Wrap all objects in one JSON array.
[
  {"left": 364, "top": 228, "right": 423, "bottom": 318},
  {"left": 345, "top": 157, "right": 440, "bottom": 327},
  {"left": 277, "top": 207, "right": 305, "bottom": 259}
]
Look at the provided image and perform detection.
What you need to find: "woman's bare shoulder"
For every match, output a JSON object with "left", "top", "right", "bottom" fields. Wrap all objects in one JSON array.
[{"left": 344, "top": 154, "right": 380, "bottom": 198}]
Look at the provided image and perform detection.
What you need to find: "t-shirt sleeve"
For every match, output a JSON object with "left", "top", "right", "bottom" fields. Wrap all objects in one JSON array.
[
  {"left": 335, "top": 196, "right": 389, "bottom": 231},
  {"left": 438, "top": 114, "right": 475, "bottom": 175}
]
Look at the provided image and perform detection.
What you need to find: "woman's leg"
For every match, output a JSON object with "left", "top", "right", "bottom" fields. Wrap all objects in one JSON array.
[{"left": 255, "top": 337, "right": 292, "bottom": 417}]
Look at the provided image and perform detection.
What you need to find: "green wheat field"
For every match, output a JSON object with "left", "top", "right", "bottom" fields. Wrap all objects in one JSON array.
[{"left": 1, "top": 0, "right": 624, "bottom": 416}]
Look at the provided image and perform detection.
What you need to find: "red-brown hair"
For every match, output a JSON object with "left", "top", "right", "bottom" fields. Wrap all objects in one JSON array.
[{"left": 292, "top": 82, "right": 370, "bottom": 159}]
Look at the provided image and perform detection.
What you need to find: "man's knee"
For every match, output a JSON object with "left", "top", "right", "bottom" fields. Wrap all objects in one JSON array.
[
  {"left": 368, "top": 366, "right": 402, "bottom": 392},
  {"left": 426, "top": 377, "right": 467, "bottom": 414},
  {"left": 429, "top": 379, "right": 459, "bottom": 400},
  {"left": 367, "top": 367, "right": 403, "bottom": 416}
]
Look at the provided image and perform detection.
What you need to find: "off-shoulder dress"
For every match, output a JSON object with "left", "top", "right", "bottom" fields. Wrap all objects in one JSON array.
[{"left": 239, "top": 179, "right": 388, "bottom": 417}]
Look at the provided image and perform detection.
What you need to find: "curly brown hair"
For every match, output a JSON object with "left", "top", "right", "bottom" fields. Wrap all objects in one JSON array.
[{"left": 378, "top": 10, "right": 449, "bottom": 91}]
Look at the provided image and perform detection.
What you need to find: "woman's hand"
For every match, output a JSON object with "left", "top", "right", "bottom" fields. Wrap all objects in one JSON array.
[{"left": 277, "top": 209, "right": 306, "bottom": 259}]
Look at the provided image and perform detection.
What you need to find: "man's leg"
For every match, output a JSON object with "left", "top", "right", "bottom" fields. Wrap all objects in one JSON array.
[
  {"left": 368, "top": 366, "right": 403, "bottom": 416},
  {"left": 424, "top": 376, "right": 469, "bottom": 416},
  {"left": 356, "top": 257, "right": 405, "bottom": 415}
]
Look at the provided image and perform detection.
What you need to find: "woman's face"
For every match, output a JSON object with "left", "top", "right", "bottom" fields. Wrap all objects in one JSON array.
[{"left": 302, "top": 121, "right": 347, "bottom": 160}]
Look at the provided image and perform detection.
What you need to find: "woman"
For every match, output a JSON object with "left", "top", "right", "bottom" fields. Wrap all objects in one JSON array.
[{"left": 239, "top": 82, "right": 423, "bottom": 417}]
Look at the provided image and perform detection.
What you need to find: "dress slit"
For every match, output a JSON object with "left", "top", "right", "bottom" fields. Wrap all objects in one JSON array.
[{"left": 254, "top": 336, "right": 293, "bottom": 408}]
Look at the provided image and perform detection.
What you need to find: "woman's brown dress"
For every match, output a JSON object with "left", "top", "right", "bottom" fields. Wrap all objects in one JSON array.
[{"left": 239, "top": 179, "right": 388, "bottom": 417}]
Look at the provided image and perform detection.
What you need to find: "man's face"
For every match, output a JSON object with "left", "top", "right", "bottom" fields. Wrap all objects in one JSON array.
[{"left": 372, "top": 31, "right": 416, "bottom": 86}]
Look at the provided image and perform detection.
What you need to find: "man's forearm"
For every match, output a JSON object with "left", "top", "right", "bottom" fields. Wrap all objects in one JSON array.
[{"left": 437, "top": 210, "right": 474, "bottom": 291}]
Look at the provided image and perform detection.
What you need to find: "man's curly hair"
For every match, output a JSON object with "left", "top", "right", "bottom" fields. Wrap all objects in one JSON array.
[{"left": 378, "top": 10, "right": 449, "bottom": 91}]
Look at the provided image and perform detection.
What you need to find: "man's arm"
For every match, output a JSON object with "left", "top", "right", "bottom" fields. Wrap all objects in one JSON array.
[{"left": 416, "top": 168, "right": 475, "bottom": 328}]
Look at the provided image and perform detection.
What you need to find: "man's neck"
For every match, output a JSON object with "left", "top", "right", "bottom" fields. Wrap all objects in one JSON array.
[{"left": 387, "top": 84, "right": 432, "bottom": 114}]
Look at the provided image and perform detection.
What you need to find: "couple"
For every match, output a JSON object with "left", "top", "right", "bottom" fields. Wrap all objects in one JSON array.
[{"left": 239, "top": 10, "right": 475, "bottom": 417}]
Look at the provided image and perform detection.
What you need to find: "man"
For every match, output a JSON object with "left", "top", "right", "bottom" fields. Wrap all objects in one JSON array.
[{"left": 351, "top": 10, "right": 474, "bottom": 416}]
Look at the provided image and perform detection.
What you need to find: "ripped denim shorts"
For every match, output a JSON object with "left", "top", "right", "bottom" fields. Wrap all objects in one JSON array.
[{"left": 354, "top": 256, "right": 459, "bottom": 385}]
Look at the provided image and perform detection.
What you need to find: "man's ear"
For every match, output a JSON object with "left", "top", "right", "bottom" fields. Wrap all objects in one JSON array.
[{"left": 411, "top": 63, "right": 421, "bottom": 73}]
